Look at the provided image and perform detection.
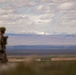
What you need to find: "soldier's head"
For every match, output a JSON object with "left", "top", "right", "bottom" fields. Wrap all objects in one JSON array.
[{"left": 0, "top": 27, "right": 6, "bottom": 34}]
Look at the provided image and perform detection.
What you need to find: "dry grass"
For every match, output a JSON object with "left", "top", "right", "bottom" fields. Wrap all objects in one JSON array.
[
  {"left": 51, "top": 57, "right": 76, "bottom": 61},
  {"left": 0, "top": 60, "right": 76, "bottom": 75},
  {"left": 0, "top": 55, "right": 76, "bottom": 75}
]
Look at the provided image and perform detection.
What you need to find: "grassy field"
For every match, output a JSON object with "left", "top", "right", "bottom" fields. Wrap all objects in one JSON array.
[{"left": 0, "top": 55, "right": 76, "bottom": 75}]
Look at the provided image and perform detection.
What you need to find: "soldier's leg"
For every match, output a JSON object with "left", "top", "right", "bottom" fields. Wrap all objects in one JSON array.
[
  {"left": 1, "top": 53, "right": 5, "bottom": 63},
  {"left": 4, "top": 52, "right": 8, "bottom": 62}
]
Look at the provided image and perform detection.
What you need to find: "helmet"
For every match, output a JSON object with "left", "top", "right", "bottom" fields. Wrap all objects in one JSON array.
[{"left": 0, "top": 27, "right": 6, "bottom": 34}]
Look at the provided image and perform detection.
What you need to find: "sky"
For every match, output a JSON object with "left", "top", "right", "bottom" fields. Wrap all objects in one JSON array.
[
  {"left": 8, "top": 35, "right": 76, "bottom": 46},
  {"left": 0, "top": 0, "right": 76, "bottom": 35}
]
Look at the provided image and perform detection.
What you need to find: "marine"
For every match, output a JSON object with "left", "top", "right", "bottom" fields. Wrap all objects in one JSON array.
[{"left": 0, "top": 27, "right": 8, "bottom": 63}]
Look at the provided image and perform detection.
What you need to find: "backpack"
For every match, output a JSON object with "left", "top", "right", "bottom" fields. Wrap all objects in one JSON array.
[{"left": 1, "top": 36, "right": 8, "bottom": 45}]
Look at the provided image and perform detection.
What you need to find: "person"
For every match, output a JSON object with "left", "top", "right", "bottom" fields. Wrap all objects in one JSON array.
[{"left": 0, "top": 27, "right": 8, "bottom": 63}]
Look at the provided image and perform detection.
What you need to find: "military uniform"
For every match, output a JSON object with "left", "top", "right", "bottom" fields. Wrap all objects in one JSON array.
[{"left": 0, "top": 27, "right": 8, "bottom": 63}]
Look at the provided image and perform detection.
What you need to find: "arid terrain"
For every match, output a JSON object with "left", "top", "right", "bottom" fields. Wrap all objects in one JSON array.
[{"left": 0, "top": 55, "right": 76, "bottom": 75}]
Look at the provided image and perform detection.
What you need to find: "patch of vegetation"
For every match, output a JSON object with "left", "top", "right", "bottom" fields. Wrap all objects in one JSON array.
[{"left": 0, "top": 61, "right": 76, "bottom": 75}]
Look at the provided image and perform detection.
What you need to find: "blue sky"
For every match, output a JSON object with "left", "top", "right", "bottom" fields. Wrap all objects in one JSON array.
[{"left": 0, "top": 0, "right": 76, "bottom": 35}]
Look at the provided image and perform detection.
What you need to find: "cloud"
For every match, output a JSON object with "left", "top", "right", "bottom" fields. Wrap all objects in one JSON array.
[
  {"left": 0, "top": 0, "right": 5, "bottom": 3},
  {"left": 31, "top": 31, "right": 50, "bottom": 35},
  {"left": 53, "top": 0, "right": 76, "bottom": 3},
  {"left": 1, "top": 13, "right": 27, "bottom": 21},
  {"left": 35, "top": 4, "right": 55, "bottom": 14},
  {"left": 37, "top": 5, "right": 43, "bottom": 10},
  {"left": 0, "top": 8, "right": 13, "bottom": 15},
  {"left": 39, "top": 0, "right": 53, "bottom": 3},
  {"left": 0, "top": 0, "right": 76, "bottom": 35},
  {"left": 62, "top": 20, "right": 76, "bottom": 27},
  {"left": 20, "top": 30, "right": 50, "bottom": 35},
  {"left": 39, "top": 14, "right": 55, "bottom": 20},
  {"left": 8, "top": 0, "right": 37, "bottom": 8},
  {"left": 57, "top": 2, "right": 75, "bottom": 10},
  {"left": 60, "top": 12, "right": 76, "bottom": 22}
]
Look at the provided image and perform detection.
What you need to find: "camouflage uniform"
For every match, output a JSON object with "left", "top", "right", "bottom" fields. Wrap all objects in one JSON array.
[
  {"left": 0, "top": 27, "right": 8, "bottom": 63},
  {"left": 0, "top": 33, "right": 4, "bottom": 63},
  {"left": 0, "top": 35, "right": 2, "bottom": 61},
  {"left": 0, "top": 35, "right": 2, "bottom": 50}
]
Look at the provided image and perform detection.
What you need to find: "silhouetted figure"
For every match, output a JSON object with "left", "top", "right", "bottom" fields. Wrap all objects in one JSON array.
[{"left": 0, "top": 27, "right": 8, "bottom": 63}]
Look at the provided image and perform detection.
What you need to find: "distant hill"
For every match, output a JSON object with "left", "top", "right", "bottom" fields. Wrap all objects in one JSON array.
[
  {"left": 7, "top": 45, "right": 76, "bottom": 50},
  {"left": 5, "top": 33, "right": 76, "bottom": 37},
  {"left": 6, "top": 45, "right": 76, "bottom": 56}
]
